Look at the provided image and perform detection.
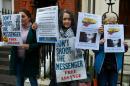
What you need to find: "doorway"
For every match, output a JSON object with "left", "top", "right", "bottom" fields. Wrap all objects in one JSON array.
[{"left": 119, "top": 0, "right": 130, "bottom": 38}]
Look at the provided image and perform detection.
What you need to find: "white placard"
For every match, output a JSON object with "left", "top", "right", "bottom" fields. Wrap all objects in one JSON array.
[
  {"left": 55, "top": 37, "right": 87, "bottom": 82},
  {"left": 75, "top": 12, "right": 101, "bottom": 50},
  {"left": 104, "top": 24, "right": 124, "bottom": 52},
  {"left": 1, "top": 14, "right": 22, "bottom": 46},
  {"left": 36, "top": 6, "right": 59, "bottom": 43}
]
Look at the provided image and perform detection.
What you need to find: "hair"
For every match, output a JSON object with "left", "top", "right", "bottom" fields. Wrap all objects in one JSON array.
[
  {"left": 59, "top": 9, "right": 76, "bottom": 35},
  {"left": 101, "top": 16, "right": 118, "bottom": 39},
  {"left": 19, "top": 9, "right": 32, "bottom": 22},
  {"left": 79, "top": 32, "right": 96, "bottom": 43},
  {"left": 107, "top": 39, "right": 114, "bottom": 47},
  {"left": 91, "top": 33, "right": 97, "bottom": 43},
  {"left": 103, "top": 16, "right": 117, "bottom": 24},
  {"left": 115, "top": 39, "right": 121, "bottom": 47}
]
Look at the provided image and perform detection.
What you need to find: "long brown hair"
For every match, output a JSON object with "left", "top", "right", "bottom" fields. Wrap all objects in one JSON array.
[
  {"left": 59, "top": 9, "right": 76, "bottom": 35},
  {"left": 19, "top": 9, "right": 32, "bottom": 22}
]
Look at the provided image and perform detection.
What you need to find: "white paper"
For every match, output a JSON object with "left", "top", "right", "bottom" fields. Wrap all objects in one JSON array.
[
  {"left": 75, "top": 12, "right": 101, "bottom": 50},
  {"left": 104, "top": 24, "right": 125, "bottom": 52},
  {"left": 36, "top": 6, "right": 59, "bottom": 43},
  {"left": 55, "top": 37, "right": 87, "bottom": 82},
  {"left": 1, "top": 14, "right": 23, "bottom": 46}
]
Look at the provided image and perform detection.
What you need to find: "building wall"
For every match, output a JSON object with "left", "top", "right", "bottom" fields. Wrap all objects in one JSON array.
[
  {"left": 95, "top": 0, "right": 119, "bottom": 15},
  {"left": 0, "top": 0, "right": 12, "bottom": 15},
  {"left": 3, "top": 0, "right": 12, "bottom": 11},
  {"left": 82, "top": 0, "right": 119, "bottom": 16}
]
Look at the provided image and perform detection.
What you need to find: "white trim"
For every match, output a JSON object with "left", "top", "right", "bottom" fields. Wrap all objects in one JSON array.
[
  {"left": 12, "top": 0, "right": 14, "bottom": 14},
  {"left": 0, "top": 0, "right": 3, "bottom": 15}
]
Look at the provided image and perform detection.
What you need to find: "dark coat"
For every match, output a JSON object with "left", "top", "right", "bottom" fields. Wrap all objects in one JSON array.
[{"left": 9, "top": 27, "right": 41, "bottom": 77}]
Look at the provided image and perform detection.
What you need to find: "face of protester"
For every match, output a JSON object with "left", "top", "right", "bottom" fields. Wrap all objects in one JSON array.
[
  {"left": 19, "top": 12, "right": 30, "bottom": 27},
  {"left": 62, "top": 13, "right": 72, "bottom": 28},
  {"left": 108, "top": 17, "right": 117, "bottom": 24},
  {"left": 104, "top": 17, "right": 117, "bottom": 24}
]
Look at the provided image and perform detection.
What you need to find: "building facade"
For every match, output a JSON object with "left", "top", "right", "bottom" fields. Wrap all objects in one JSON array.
[{"left": 0, "top": 0, "right": 129, "bottom": 45}]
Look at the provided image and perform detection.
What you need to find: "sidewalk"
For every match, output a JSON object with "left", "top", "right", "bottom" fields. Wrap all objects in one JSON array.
[{"left": 25, "top": 78, "right": 50, "bottom": 86}]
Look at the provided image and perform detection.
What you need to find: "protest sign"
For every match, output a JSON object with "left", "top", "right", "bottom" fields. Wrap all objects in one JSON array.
[
  {"left": 104, "top": 24, "right": 124, "bottom": 52},
  {"left": 75, "top": 12, "right": 101, "bottom": 50},
  {"left": 1, "top": 14, "right": 22, "bottom": 46},
  {"left": 36, "top": 6, "right": 59, "bottom": 43},
  {"left": 55, "top": 37, "right": 87, "bottom": 82}
]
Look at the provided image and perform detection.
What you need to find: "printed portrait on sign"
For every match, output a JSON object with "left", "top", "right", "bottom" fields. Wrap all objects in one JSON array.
[
  {"left": 79, "top": 32, "right": 97, "bottom": 43},
  {"left": 107, "top": 39, "right": 121, "bottom": 47}
]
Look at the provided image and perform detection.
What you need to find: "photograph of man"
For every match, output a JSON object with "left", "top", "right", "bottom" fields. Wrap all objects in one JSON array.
[
  {"left": 79, "top": 32, "right": 97, "bottom": 43},
  {"left": 107, "top": 39, "right": 121, "bottom": 47}
]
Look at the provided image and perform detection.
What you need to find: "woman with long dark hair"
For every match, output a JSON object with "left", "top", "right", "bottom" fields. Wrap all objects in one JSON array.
[
  {"left": 9, "top": 9, "right": 40, "bottom": 86},
  {"left": 32, "top": 9, "right": 79, "bottom": 86},
  {"left": 58, "top": 9, "right": 76, "bottom": 38}
]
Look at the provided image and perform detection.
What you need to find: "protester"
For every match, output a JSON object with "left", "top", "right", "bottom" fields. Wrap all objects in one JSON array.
[
  {"left": 32, "top": 9, "right": 83, "bottom": 86},
  {"left": 57, "top": 9, "right": 79, "bottom": 86},
  {"left": 9, "top": 9, "right": 40, "bottom": 86},
  {"left": 94, "top": 16, "right": 128, "bottom": 86}
]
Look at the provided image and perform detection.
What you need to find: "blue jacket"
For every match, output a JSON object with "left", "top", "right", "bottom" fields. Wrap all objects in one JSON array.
[{"left": 94, "top": 45, "right": 124, "bottom": 74}]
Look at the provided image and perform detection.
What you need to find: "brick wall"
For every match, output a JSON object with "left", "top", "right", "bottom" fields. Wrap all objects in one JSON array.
[
  {"left": 14, "top": 0, "right": 80, "bottom": 20},
  {"left": 14, "top": 0, "right": 33, "bottom": 13},
  {"left": 58, "top": 0, "right": 80, "bottom": 13}
]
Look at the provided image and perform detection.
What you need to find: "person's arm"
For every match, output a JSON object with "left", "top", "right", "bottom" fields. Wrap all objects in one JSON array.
[
  {"left": 98, "top": 26, "right": 104, "bottom": 34},
  {"left": 124, "top": 42, "right": 128, "bottom": 52},
  {"left": 32, "top": 23, "right": 38, "bottom": 30}
]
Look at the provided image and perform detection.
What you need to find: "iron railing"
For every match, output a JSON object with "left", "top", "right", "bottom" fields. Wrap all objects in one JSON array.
[{"left": 0, "top": 8, "right": 12, "bottom": 15}]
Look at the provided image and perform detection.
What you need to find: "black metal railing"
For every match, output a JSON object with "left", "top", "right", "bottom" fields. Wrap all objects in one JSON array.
[{"left": 0, "top": 8, "right": 12, "bottom": 15}]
